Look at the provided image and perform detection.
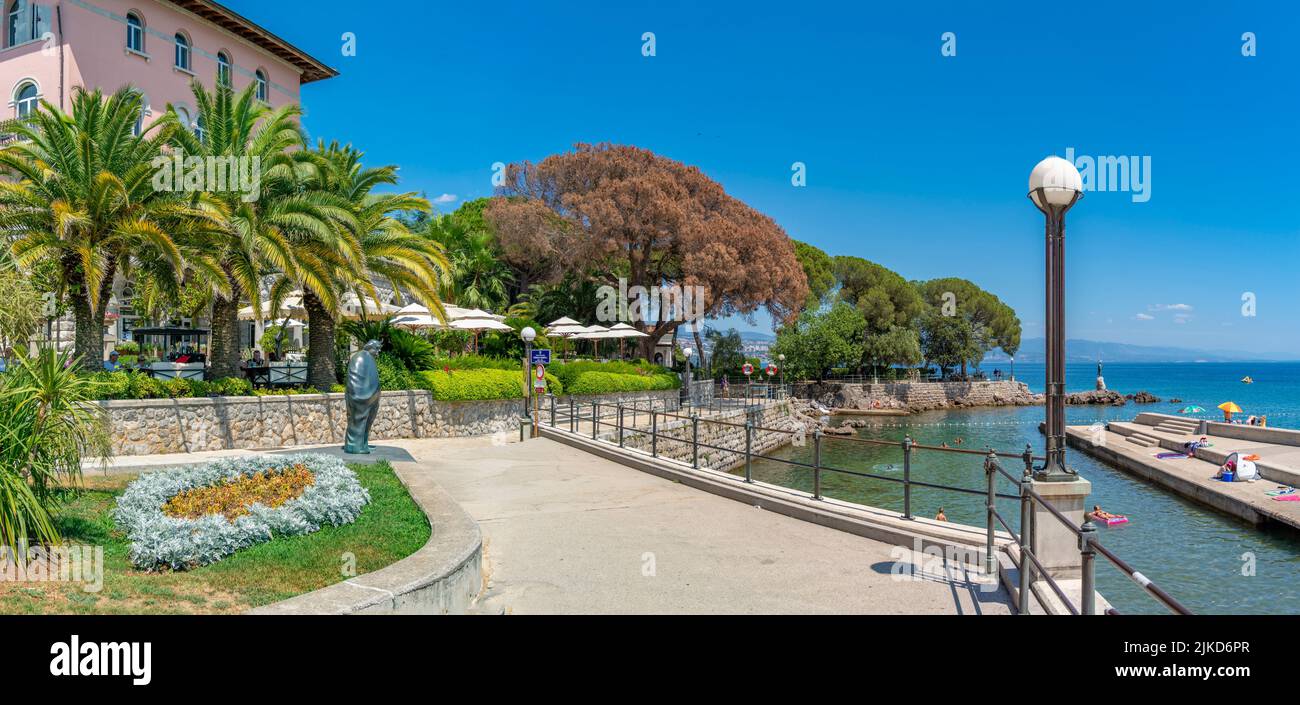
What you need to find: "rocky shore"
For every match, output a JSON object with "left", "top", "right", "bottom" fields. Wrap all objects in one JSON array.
[{"left": 792, "top": 380, "right": 1166, "bottom": 416}]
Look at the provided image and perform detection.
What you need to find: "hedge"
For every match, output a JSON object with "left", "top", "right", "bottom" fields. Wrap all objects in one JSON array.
[
  {"left": 417, "top": 368, "right": 563, "bottom": 401},
  {"left": 549, "top": 360, "right": 678, "bottom": 391},
  {"left": 565, "top": 370, "right": 679, "bottom": 395}
]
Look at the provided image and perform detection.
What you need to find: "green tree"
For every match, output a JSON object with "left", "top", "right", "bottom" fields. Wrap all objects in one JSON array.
[
  {"left": 704, "top": 326, "right": 745, "bottom": 378},
  {"left": 425, "top": 209, "right": 511, "bottom": 312},
  {"left": 0, "top": 86, "right": 215, "bottom": 369},
  {"left": 161, "top": 81, "right": 352, "bottom": 379},
  {"left": 914, "top": 277, "right": 1020, "bottom": 374},
  {"left": 299, "top": 142, "right": 447, "bottom": 389},
  {"left": 832, "top": 256, "right": 925, "bottom": 371},
  {"left": 863, "top": 325, "right": 923, "bottom": 377},
  {"left": 770, "top": 302, "right": 865, "bottom": 381},
  {"left": 918, "top": 309, "right": 979, "bottom": 377},
  {"left": 793, "top": 240, "right": 836, "bottom": 309}
]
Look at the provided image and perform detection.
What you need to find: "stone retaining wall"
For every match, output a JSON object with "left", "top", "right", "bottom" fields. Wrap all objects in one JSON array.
[
  {"left": 103, "top": 389, "right": 679, "bottom": 456},
  {"left": 793, "top": 380, "right": 1039, "bottom": 411}
]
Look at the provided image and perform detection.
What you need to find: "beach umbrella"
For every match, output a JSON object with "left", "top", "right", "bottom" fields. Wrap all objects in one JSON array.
[
  {"left": 396, "top": 302, "right": 431, "bottom": 316},
  {"left": 1218, "top": 402, "right": 1243, "bottom": 413},
  {"left": 548, "top": 316, "right": 581, "bottom": 327},
  {"left": 391, "top": 314, "right": 444, "bottom": 330},
  {"left": 1179, "top": 405, "right": 1205, "bottom": 414}
]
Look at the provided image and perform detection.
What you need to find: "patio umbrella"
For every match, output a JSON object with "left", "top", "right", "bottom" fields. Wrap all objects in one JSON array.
[
  {"left": 450, "top": 317, "right": 515, "bottom": 354},
  {"left": 391, "top": 314, "right": 444, "bottom": 330},
  {"left": 546, "top": 318, "right": 586, "bottom": 360},
  {"left": 1218, "top": 401, "right": 1243, "bottom": 421},
  {"left": 1179, "top": 405, "right": 1205, "bottom": 414},
  {"left": 396, "top": 302, "right": 431, "bottom": 316},
  {"left": 573, "top": 325, "right": 611, "bottom": 358},
  {"left": 238, "top": 295, "right": 305, "bottom": 321},
  {"left": 340, "top": 294, "right": 399, "bottom": 320},
  {"left": 605, "top": 323, "right": 649, "bottom": 358}
]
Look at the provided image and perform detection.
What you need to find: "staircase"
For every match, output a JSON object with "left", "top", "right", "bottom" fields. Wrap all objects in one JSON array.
[{"left": 1152, "top": 417, "right": 1200, "bottom": 437}]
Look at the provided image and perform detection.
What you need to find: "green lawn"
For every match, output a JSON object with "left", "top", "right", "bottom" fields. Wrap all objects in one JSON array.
[{"left": 0, "top": 462, "right": 430, "bottom": 615}]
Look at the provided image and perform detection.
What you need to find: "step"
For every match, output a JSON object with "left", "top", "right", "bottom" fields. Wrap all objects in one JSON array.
[{"left": 1125, "top": 434, "right": 1158, "bottom": 448}]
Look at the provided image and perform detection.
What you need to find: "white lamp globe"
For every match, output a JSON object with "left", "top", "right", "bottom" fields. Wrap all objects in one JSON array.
[
  {"left": 521, "top": 326, "right": 536, "bottom": 342},
  {"left": 1028, "top": 156, "right": 1083, "bottom": 209}
]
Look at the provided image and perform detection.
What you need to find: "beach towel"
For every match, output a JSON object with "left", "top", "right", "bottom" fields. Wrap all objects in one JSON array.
[
  {"left": 1156, "top": 452, "right": 1188, "bottom": 460},
  {"left": 1272, "top": 494, "right": 1300, "bottom": 502},
  {"left": 1266, "top": 488, "right": 1296, "bottom": 497}
]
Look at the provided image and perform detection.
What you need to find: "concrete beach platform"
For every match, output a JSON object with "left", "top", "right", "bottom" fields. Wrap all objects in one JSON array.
[{"left": 1066, "top": 413, "right": 1300, "bottom": 531}]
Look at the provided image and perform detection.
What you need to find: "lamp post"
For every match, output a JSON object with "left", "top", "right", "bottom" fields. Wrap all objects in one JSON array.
[
  {"left": 682, "top": 347, "right": 693, "bottom": 407},
  {"left": 1029, "top": 156, "right": 1083, "bottom": 481},
  {"left": 778, "top": 353, "right": 786, "bottom": 392},
  {"left": 1009, "top": 355, "right": 1015, "bottom": 382},
  {"left": 521, "top": 326, "right": 536, "bottom": 424}
]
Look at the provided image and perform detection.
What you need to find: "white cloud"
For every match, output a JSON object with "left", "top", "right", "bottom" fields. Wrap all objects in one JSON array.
[
  {"left": 433, "top": 193, "right": 458, "bottom": 205},
  {"left": 1149, "top": 303, "right": 1193, "bottom": 312},
  {"left": 1134, "top": 313, "right": 1154, "bottom": 321}
]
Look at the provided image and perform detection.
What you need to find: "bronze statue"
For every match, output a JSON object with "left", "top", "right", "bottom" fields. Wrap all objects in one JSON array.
[{"left": 344, "top": 340, "right": 383, "bottom": 454}]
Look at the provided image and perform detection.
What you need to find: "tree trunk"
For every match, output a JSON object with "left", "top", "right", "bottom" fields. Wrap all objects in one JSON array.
[
  {"left": 209, "top": 281, "right": 243, "bottom": 380},
  {"left": 692, "top": 326, "right": 707, "bottom": 378},
  {"left": 304, "top": 290, "right": 336, "bottom": 392},
  {"left": 63, "top": 253, "right": 103, "bottom": 370}
]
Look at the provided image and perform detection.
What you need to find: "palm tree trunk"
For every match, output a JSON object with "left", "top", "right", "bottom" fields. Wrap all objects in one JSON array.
[
  {"left": 209, "top": 274, "right": 242, "bottom": 379},
  {"left": 304, "top": 290, "right": 336, "bottom": 392},
  {"left": 63, "top": 253, "right": 102, "bottom": 370}
]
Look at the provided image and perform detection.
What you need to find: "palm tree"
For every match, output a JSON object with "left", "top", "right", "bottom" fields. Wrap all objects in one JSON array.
[
  {"left": 161, "top": 81, "right": 352, "bottom": 378},
  {"left": 425, "top": 214, "right": 511, "bottom": 311},
  {"left": 0, "top": 87, "right": 216, "bottom": 368},
  {"left": 296, "top": 142, "right": 448, "bottom": 389}
]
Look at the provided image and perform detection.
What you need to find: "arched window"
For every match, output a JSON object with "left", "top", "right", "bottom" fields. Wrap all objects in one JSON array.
[
  {"left": 174, "top": 33, "right": 190, "bottom": 70},
  {"left": 7, "top": 0, "right": 48, "bottom": 47},
  {"left": 216, "top": 51, "right": 231, "bottom": 87},
  {"left": 254, "top": 69, "right": 268, "bottom": 102},
  {"left": 125, "top": 12, "right": 143, "bottom": 53},
  {"left": 132, "top": 94, "right": 149, "bottom": 137},
  {"left": 14, "top": 81, "right": 38, "bottom": 120}
]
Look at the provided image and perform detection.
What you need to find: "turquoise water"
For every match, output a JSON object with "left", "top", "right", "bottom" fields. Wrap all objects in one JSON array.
[{"left": 737, "top": 363, "right": 1300, "bottom": 615}]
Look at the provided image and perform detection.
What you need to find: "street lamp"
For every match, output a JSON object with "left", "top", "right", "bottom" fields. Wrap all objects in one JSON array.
[
  {"left": 682, "top": 347, "right": 693, "bottom": 406},
  {"left": 521, "top": 326, "right": 536, "bottom": 423},
  {"left": 1009, "top": 355, "right": 1015, "bottom": 382},
  {"left": 1029, "top": 155, "right": 1083, "bottom": 481},
  {"left": 778, "top": 353, "right": 786, "bottom": 391}
]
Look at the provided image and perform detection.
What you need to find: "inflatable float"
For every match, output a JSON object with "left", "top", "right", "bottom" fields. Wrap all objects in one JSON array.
[{"left": 1090, "top": 512, "right": 1129, "bottom": 526}]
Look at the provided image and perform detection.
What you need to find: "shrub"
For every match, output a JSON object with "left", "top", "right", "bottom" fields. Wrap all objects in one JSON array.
[
  {"left": 0, "top": 350, "right": 109, "bottom": 554},
  {"left": 163, "top": 463, "right": 315, "bottom": 522},
  {"left": 114, "top": 341, "right": 140, "bottom": 356},
  {"left": 549, "top": 360, "right": 676, "bottom": 391},
  {"left": 417, "top": 368, "right": 563, "bottom": 401},
  {"left": 565, "top": 370, "right": 679, "bottom": 395},
  {"left": 114, "top": 453, "right": 370, "bottom": 570}
]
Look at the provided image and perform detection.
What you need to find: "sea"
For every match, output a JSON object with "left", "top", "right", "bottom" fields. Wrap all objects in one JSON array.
[{"left": 736, "top": 362, "right": 1300, "bottom": 614}]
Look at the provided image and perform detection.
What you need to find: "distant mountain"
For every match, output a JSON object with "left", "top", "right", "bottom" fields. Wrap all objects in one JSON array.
[
  {"left": 985, "top": 339, "right": 1299, "bottom": 364},
  {"left": 739, "top": 331, "right": 775, "bottom": 342}
]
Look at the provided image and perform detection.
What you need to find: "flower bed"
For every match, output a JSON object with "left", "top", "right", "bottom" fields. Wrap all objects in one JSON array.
[{"left": 114, "top": 454, "right": 370, "bottom": 571}]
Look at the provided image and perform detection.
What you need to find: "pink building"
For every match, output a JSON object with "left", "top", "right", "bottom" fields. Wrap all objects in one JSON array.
[{"left": 1, "top": 0, "right": 335, "bottom": 133}]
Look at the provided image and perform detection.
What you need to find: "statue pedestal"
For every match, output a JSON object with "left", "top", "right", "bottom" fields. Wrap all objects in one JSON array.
[{"left": 1095, "top": 376, "right": 1106, "bottom": 391}]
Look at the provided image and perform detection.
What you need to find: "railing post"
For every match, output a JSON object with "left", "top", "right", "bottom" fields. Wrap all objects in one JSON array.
[
  {"left": 592, "top": 401, "right": 599, "bottom": 440},
  {"left": 812, "top": 427, "right": 822, "bottom": 500},
  {"left": 1080, "top": 520, "right": 1098, "bottom": 616},
  {"left": 550, "top": 394, "right": 556, "bottom": 428},
  {"left": 651, "top": 410, "right": 658, "bottom": 458},
  {"left": 902, "top": 435, "right": 913, "bottom": 520},
  {"left": 569, "top": 398, "right": 575, "bottom": 433},
  {"left": 618, "top": 403, "right": 625, "bottom": 447},
  {"left": 744, "top": 420, "right": 753, "bottom": 483},
  {"left": 691, "top": 414, "right": 700, "bottom": 469},
  {"left": 1018, "top": 465, "right": 1033, "bottom": 615},
  {"left": 519, "top": 416, "right": 526, "bottom": 443},
  {"left": 983, "top": 451, "right": 997, "bottom": 576}
]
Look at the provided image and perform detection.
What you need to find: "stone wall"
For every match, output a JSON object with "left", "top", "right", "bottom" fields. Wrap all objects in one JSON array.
[
  {"left": 103, "top": 389, "right": 679, "bottom": 456},
  {"left": 792, "top": 380, "right": 1040, "bottom": 412}
]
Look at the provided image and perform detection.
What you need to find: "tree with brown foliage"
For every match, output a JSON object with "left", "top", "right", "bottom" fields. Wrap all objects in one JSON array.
[{"left": 497, "top": 143, "right": 808, "bottom": 360}]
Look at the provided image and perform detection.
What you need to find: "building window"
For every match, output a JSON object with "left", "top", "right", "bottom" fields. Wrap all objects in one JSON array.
[
  {"left": 126, "top": 12, "right": 143, "bottom": 53},
  {"left": 132, "top": 95, "right": 149, "bottom": 136},
  {"left": 216, "top": 52, "right": 231, "bottom": 87},
  {"left": 255, "top": 70, "right": 268, "bottom": 101},
  {"left": 194, "top": 114, "right": 205, "bottom": 141},
  {"left": 7, "top": 0, "right": 49, "bottom": 47},
  {"left": 174, "top": 33, "right": 190, "bottom": 71},
  {"left": 14, "top": 81, "right": 38, "bottom": 120}
]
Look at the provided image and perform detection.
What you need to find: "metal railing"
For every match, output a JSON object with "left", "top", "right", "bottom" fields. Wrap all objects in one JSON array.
[{"left": 533, "top": 394, "right": 1192, "bottom": 616}]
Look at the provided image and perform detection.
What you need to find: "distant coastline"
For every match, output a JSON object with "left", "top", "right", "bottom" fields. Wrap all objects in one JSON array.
[{"left": 984, "top": 338, "right": 1299, "bottom": 364}]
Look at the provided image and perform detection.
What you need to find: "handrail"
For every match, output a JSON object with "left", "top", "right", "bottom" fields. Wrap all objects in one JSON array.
[{"left": 541, "top": 395, "right": 1190, "bottom": 616}]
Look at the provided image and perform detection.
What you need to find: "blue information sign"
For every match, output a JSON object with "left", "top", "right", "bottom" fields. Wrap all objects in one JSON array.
[{"left": 530, "top": 349, "right": 552, "bottom": 365}]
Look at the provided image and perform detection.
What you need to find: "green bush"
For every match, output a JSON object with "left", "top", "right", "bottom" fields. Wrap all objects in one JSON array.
[
  {"left": 565, "top": 370, "right": 679, "bottom": 395},
  {"left": 416, "top": 368, "right": 563, "bottom": 401},
  {"left": 89, "top": 372, "right": 254, "bottom": 400},
  {"left": 549, "top": 360, "right": 675, "bottom": 391}
]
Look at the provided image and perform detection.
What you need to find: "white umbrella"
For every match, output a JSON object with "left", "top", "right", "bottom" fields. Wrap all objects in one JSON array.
[
  {"left": 548, "top": 316, "right": 581, "bottom": 327},
  {"left": 396, "top": 302, "right": 431, "bottom": 316},
  {"left": 450, "top": 318, "right": 515, "bottom": 332},
  {"left": 238, "top": 296, "right": 305, "bottom": 321},
  {"left": 444, "top": 305, "right": 505, "bottom": 322},
  {"left": 391, "top": 314, "right": 444, "bottom": 330},
  {"left": 341, "top": 294, "right": 399, "bottom": 320}
]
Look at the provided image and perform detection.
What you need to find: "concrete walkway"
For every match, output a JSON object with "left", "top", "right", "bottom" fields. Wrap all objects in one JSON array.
[{"left": 101, "top": 435, "right": 1013, "bottom": 615}]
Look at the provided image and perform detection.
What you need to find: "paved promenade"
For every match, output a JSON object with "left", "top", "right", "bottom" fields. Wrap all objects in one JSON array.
[{"left": 100, "top": 435, "right": 1013, "bottom": 615}]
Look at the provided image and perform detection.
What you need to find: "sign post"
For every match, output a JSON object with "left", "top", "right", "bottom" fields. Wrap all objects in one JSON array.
[{"left": 532, "top": 364, "right": 547, "bottom": 437}]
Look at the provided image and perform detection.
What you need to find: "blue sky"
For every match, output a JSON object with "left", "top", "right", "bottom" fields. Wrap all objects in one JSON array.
[{"left": 227, "top": 0, "right": 1300, "bottom": 354}]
